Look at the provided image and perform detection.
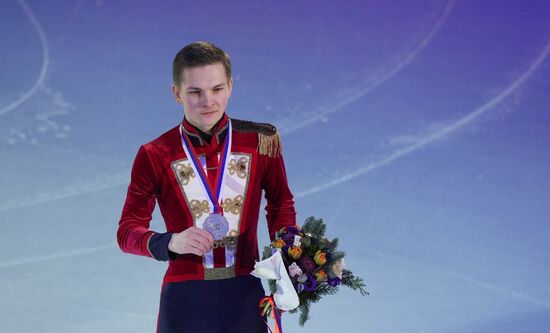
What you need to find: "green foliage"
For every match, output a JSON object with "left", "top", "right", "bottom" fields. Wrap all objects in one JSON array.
[
  {"left": 326, "top": 237, "right": 339, "bottom": 252},
  {"left": 302, "top": 216, "right": 326, "bottom": 238},
  {"left": 341, "top": 269, "right": 369, "bottom": 296},
  {"left": 262, "top": 246, "right": 272, "bottom": 260},
  {"left": 300, "top": 236, "right": 311, "bottom": 248},
  {"left": 330, "top": 250, "right": 346, "bottom": 263},
  {"left": 314, "top": 283, "right": 339, "bottom": 297},
  {"left": 298, "top": 301, "right": 310, "bottom": 326},
  {"left": 267, "top": 279, "right": 277, "bottom": 294}
]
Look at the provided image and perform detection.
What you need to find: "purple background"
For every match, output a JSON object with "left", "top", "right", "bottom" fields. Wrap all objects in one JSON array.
[{"left": 1, "top": 0, "right": 550, "bottom": 332}]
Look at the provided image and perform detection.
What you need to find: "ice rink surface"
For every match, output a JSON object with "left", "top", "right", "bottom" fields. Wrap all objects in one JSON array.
[{"left": 1, "top": 0, "right": 550, "bottom": 332}]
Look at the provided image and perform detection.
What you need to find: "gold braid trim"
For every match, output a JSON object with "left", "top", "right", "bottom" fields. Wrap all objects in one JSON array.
[
  {"left": 231, "top": 118, "right": 282, "bottom": 157},
  {"left": 258, "top": 129, "right": 281, "bottom": 157}
]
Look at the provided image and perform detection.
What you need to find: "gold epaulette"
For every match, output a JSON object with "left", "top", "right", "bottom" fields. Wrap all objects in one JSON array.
[{"left": 230, "top": 118, "right": 282, "bottom": 157}]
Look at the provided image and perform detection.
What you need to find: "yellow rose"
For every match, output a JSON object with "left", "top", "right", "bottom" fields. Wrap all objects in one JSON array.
[
  {"left": 287, "top": 246, "right": 302, "bottom": 260},
  {"left": 314, "top": 250, "right": 327, "bottom": 266},
  {"left": 272, "top": 239, "right": 286, "bottom": 249},
  {"left": 314, "top": 269, "right": 328, "bottom": 282}
]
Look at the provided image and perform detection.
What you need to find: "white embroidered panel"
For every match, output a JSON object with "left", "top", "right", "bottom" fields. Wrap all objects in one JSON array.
[
  {"left": 170, "top": 152, "right": 252, "bottom": 269},
  {"left": 219, "top": 153, "right": 251, "bottom": 266}
]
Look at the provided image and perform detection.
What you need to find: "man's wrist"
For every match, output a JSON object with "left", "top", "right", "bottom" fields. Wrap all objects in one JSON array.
[{"left": 148, "top": 232, "right": 175, "bottom": 261}]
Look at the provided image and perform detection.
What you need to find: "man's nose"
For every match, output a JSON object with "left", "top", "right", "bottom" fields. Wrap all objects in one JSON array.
[{"left": 201, "top": 91, "right": 215, "bottom": 106}]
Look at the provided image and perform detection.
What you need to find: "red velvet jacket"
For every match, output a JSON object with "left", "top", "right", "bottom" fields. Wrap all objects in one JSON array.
[{"left": 117, "top": 113, "right": 296, "bottom": 286}]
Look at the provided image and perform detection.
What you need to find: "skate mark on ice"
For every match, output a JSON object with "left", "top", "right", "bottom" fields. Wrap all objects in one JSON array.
[
  {"left": 281, "top": 0, "right": 456, "bottom": 134},
  {"left": 296, "top": 39, "right": 550, "bottom": 198},
  {"left": 0, "top": 172, "right": 129, "bottom": 212},
  {"left": 0, "top": 243, "right": 116, "bottom": 268},
  {"left": 0, "top": 0, "right": 49, "bottom": 117},
  {"left": 370, "top": 250, "right": 550, "bottom": 308}
]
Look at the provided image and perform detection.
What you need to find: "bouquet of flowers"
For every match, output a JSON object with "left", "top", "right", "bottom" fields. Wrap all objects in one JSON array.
[{"left": 251, "top": 216, "right": 368, "bottom": 327}]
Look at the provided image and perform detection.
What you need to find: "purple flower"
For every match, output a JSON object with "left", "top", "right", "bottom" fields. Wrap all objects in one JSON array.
[
  {"left": 328, "top": 277, "right": 341, "bottom": 287},
  {"left": 304, "top": 274, "right": 317, "bottom": 291},
  {"left": 286, "top": 226, "right": 300, "bottom": 235},
  {"left": 299, "top": 256, "right": 317, "bottom": 274},
  {"left": 281, "top": 233, "right": 295, "bottom": 245},
  {"left": 288, "top": 262, "right": 303, "bottom": 277}
]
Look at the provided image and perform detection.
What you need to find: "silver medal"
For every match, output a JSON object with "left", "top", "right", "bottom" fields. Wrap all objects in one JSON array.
[{"left": 203, "top": 213, "right": 229, "bottom": 240}]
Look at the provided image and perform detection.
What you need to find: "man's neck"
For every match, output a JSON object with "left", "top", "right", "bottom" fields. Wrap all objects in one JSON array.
[
  {"left": 186, "top": 114, "right": 226, "bottom": 134},
  {"left": 185, "top": 119, "right": 214, "bottom": 135},
  {"left": 184, "top": 113, "right": 226, "bottom": 143},
  {"left": 198, "top": 125, "right": 214, "bottom": 135}
]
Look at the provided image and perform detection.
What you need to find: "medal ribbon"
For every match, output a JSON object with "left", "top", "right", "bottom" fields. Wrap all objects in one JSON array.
[{"left": 179, "top": 119, "right": 232, "bottom": 214}]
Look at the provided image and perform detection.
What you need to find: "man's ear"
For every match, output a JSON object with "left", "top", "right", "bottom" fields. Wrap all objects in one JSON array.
[
  {"left": 172, "top": 83, "right": 183, "bottom": 104},
  {"left": 227, "top": 77, "right": 233, "bottom": 98}
]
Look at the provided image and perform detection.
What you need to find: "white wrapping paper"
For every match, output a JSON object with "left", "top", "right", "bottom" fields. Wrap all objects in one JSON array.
[{"left": 250, "top": 250, "right": 300, "bottom": 311}]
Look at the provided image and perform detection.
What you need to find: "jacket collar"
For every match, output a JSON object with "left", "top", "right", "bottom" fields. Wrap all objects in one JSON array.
[{"left": 181, "top": 112, "right": 229, "bottom": 147}]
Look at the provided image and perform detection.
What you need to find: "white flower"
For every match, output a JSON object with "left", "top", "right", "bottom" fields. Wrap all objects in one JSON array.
[
  {"left": 332, "top": 258, "right": 345, "bottom": 279},
  {"left": 288, "top": 262, "right": 303, "bottom": 277}
]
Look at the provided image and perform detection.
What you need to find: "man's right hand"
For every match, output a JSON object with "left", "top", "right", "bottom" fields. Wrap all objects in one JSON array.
[{"left": 168, "top": 227, "right": 214, "bottom": 256}]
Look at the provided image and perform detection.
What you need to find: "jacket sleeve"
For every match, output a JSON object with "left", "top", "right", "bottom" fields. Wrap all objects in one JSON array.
[
  {"left": 261, "top": 149, "right": 297, "bottom": 241},
  {"left": 116, "top": 145, "right": 176, "bottom": 261}
]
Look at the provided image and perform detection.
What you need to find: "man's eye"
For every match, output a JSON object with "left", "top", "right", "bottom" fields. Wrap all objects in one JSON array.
[{"left": 189, "top": 91, "right": 199, "bottom": 95}]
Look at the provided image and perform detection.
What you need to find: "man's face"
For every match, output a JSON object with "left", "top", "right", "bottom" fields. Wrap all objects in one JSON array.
[{"left": 172, "top": 62, "right": 233, "bottom": 133}]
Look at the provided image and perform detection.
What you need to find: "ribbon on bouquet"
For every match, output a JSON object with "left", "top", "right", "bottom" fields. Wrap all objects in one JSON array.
[{"left": 259, "top": 294, "right": 283, "bottom": 333}]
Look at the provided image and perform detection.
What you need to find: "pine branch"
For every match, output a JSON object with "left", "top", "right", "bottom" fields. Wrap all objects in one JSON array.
[
  {"left": 298, "top": 301, "right": 311, "bottom": 326},
  {"left": 314, "top": 283, "right": 340, "bottom": 297},
  {"left": 327, "top": 237, "right": 339, "bottom": 252},
  {"left": 302, "top": 216, "right": 326, "bottom": 237},
  {"left": 262, "top": 246, "right": 272, "bottom": 260},
  {"left": 267, "top": 279, "right": 277, "bottom": 294},
  {"left": 341, "top": 269, "right": 369, "bottom": 296},
  {"left": 331, "top": 250, "right": 346, "bottom": 262}
]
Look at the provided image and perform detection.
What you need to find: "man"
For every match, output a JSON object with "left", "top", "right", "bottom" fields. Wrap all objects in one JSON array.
[{"left": 117, "top": 41, "right": 296, "bottom": 332}]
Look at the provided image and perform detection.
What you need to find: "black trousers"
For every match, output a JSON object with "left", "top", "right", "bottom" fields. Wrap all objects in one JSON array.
[{"left": 157, "top": 275, "right": 268, "bottom": 333}]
